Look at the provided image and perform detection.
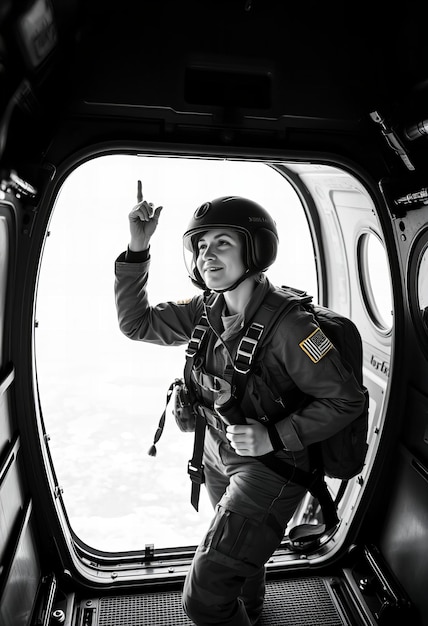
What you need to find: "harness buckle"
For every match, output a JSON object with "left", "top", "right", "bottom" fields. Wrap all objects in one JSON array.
[
  {"left": 186, "top": 320, "right": 208, "bottom": 357},
  {"left": 187, "top": 460, "right": 205, "bottom": 485},
  {"left": 234, "top": 322, "right": 264, "bottom": 373}
]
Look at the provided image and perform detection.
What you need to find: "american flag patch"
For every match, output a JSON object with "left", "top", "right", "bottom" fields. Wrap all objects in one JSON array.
[{"left": 299, "top": 328, "right": 333, "bottom": 363}]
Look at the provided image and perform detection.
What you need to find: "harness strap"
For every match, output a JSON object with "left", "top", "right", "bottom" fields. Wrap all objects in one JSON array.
[
  {"left": 184, "top": 314, "right": 212, "bottom": 511},
  {"left": 188, "top": 414, "right": 206, "bottom": 511},
  {"left": 231, "top": 290, "right": 309, "bottom": 402},
  {"left": 186, "top": 313, "right": 209, "bottom": 357},
  {"left": 258, "top": 453, "right": 339, "bottom": 531},
  {"left": 234, "top": 322, "right": 264, "bottom": 374},
  {"left": 195, "top": 404, "right": 225, "bottom": 431},
  {"left": 188, "top": 404, "right": 227, "bottom": 511}
]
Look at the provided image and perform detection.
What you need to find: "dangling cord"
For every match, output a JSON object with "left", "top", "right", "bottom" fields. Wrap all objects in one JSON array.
[{"left": 147, "top": 379, "right": 179, "bottom": 457}]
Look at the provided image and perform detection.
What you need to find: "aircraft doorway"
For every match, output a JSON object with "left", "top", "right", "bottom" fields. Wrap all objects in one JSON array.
[{"left": 34, "top": 155, "right": 317, "bottom": 553}]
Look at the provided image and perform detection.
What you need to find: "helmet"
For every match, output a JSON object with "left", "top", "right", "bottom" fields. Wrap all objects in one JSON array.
[{"left": 183, "top": 196, "right": 279, "bottom": 290}]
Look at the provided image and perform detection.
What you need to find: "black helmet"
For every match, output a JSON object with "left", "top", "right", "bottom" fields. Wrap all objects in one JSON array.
[{"left": 183, "top": 196, "right": 279, "bottom": 290}]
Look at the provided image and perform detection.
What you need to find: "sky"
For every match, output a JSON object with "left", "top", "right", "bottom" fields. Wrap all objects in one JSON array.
[{"left": 34, "top": 155, "right": 317, "bottom": 552}]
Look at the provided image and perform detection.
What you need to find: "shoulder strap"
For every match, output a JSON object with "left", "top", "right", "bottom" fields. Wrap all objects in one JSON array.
[
  {"left": 232, "top": 286, "right": 312, "bottom": 401},
  {"left": 183, "top": 297, "right": 213, "bottom": 389}
]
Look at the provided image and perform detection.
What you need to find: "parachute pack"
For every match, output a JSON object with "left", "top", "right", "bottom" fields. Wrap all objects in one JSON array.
[{"left": 252, "top": 286, "right": 369, "bottom": 482}]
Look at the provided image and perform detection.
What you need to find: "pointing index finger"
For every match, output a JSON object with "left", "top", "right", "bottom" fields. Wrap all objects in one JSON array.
[{"left": 137, "top": 180, "right": 143, "bottom": 203}]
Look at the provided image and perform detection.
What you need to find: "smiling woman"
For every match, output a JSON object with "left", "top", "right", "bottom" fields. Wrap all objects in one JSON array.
[
  {"left": 34, "top": 155, "right": 316, "bottom": 552},
  {"left": 196, "top": 230, "right": 246, "bottom": 294}
]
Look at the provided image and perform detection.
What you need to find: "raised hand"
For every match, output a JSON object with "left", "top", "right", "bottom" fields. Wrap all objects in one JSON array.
[{"left": 128, "top": 180, "right": 163, "bottom": 251}]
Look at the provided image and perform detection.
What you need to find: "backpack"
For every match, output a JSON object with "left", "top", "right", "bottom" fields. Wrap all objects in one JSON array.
[
  {"left": 307, "top": 305, "right": 369, "bottom": 480},
  {"left": 251, "top": 286, "right": 369, "bottom": 481}
]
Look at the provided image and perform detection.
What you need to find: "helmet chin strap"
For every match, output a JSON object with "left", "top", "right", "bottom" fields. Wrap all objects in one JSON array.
[
  {"left": 207, "top": 268, "right": 251, "bottom": 294},
  {"left": 189, "top": 266, "right": 253, "bottom": 293}
]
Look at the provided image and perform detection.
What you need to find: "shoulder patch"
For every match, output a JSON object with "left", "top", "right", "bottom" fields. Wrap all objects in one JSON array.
[
  {"left": 176, "top": 298, "right": 192, "bottom": 305},
  {"left": 299, "top": 327, "right": 333, "bottom": 363}
]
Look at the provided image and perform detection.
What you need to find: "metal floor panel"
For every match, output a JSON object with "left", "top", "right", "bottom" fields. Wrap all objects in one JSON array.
[{"left": 93, "top": 576, "right": 348, "bottom": 626}]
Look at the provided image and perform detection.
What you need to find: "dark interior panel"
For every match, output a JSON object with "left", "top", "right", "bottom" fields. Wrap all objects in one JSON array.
[
  {"left": 402, "top": 386, "right": 428, "bottom": 466},
  {"left": 379, "top": 446, "right": 428, "bottom": 626},
  {"left": 0, "top": 503, "right": 41, "bottom": 626},
  {"left": 0, "top": 198, "right": 40, "bottom": 626},
  {"left": 0, "top": 369, "right": 14, "bottom": 458}
]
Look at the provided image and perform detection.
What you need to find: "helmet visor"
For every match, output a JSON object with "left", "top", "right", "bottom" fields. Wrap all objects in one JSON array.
[{"left": 183, "top": 231, "right": 206, "bottom": 288}]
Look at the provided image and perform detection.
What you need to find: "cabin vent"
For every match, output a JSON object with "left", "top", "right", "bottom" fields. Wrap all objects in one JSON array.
[{"left": 95, "top": 577, "right": 346, "bottom": 625}]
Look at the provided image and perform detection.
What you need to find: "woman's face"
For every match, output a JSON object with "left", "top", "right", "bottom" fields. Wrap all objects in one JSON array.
[{"left": 195, "top": 228, "right": 246, "bottom": 291}]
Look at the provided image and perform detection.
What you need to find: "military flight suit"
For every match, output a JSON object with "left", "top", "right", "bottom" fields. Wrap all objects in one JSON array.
[{"left": 115, "top": 249, "right": 367, "bottom": 626}]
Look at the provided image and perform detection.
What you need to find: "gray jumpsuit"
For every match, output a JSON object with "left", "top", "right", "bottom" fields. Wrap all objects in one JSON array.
[{"left": 115, "top": 251, "right": 366, "bottom": 626}]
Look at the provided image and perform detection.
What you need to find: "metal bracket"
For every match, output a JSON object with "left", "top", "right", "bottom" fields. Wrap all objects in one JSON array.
[
  {"left": 1, "top": 170, "right": 37, "bottom": 199},
  {"left": 394, "top": 187, "right": 428, "bottom": 208},
  {"left": 370, "top": 111, "right": 415, "bottom": 171}
]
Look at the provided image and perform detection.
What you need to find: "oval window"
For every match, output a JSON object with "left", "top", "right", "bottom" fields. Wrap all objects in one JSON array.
[
  {"left": 358, "top": 231, "right": 393, "bottom": 331},
  {"left": 417, "top": 246, "right": 428, "bottom": 328},
  {"left": 409, "top": 231, "right": 428, "bottom": 351}
]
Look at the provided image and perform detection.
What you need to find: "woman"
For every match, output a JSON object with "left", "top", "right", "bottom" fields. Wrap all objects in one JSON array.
[{"left": 115, "top": 190, "right": 366, "bottom": 626}]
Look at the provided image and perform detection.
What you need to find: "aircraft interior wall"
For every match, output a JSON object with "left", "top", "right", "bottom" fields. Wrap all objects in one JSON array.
[
  {"left": 0, "top": 198, "right": 43, "bottom": 626},
  {"left": 0, "top": 1, "right": 428, "bottom": 625}
]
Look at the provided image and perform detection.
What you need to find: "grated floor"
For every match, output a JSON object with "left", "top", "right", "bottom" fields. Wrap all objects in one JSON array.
[{"left": 96, "top": 577, "right": 347, "bottom": 625}]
